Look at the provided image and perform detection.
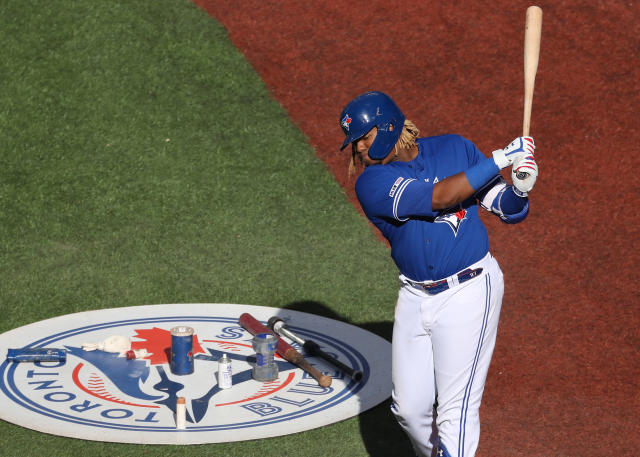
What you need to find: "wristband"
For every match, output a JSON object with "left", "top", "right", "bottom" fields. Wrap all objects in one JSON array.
[
  {"left": 512, "top": 187, "right": 528, "bottom": 198},
  {"left": 465, "top": 157, "right": 500, "bottom": 191}
]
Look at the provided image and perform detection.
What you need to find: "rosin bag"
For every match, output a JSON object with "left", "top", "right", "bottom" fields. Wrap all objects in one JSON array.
[{"left": 6, "top": 348, "right": 67, "bottom": 363}]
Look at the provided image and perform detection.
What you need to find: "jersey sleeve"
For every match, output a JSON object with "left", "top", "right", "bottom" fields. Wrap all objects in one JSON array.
[
  {"left": 355, "top": 167, "right": 437, "bottom": 221},
  {"left": 462, "top": 135, "right": 486, "bottom": 167}
]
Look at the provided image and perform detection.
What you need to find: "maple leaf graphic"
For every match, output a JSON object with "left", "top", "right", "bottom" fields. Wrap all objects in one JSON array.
[{"left": 130, "top": 327, "right": 206, "bottom": 365}]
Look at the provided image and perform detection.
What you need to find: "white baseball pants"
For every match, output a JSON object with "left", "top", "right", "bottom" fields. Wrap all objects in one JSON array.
[{"left": 391, "top": 252, "right": 504, "bottom": 457}]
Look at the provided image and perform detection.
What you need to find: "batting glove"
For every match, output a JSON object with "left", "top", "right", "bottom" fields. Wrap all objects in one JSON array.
[
  {"left": 511, "top": 155, "right": 538, "bottom": 196},
  {"left": 492, "top": 136, "right": 535, "bottom": 169}
]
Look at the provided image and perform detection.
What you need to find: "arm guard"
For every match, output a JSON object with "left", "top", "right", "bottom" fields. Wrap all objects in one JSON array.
[{"left": 478, "top": 176, "right": 529, "bottom": 224}]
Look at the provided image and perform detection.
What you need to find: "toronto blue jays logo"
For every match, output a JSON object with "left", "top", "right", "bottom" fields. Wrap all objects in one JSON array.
[
  {"left": 0, "top": 304, "right": 391, "bottom": 445},
  {"left": 435, "top": 207, "right": 467, "bottom": 236},
  {"left": 341, "top": 114, "right": 352, "bottom": 131},
  {"left": 61, "top": 327, "right": 322, "bottom": 424}
]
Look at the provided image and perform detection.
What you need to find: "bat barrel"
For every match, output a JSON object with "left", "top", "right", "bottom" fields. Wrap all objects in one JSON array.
[{"left": 523, "top": 6, "right": 542, "bottom": 137}]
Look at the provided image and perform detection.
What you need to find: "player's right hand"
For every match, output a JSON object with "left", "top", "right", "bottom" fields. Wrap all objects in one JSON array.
[
  {"left": 511, "top": 154, "right": 538, "bottom": 196},
  {"left": 491, "top": 136, "right": 535, "bottom": 169}
]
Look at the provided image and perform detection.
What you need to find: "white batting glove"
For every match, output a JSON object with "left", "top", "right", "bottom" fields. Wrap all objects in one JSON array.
[
  {"left": 492, "top": 137, "right": 535, "bottom": 169},
  {"left": 511, "top": 155, "right": 538, "bottom": 196}
]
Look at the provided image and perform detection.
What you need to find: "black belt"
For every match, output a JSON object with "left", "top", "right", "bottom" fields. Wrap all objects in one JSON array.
[{"left": 408, "top": 267, "right": 483, "bottom": 295}]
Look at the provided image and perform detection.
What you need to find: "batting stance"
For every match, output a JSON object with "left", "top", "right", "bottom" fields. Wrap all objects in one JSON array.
[{"left": 338, "top": 91, "right": 538, "bottom": 457}]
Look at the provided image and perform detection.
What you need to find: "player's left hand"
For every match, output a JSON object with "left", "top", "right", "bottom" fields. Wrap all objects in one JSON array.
[
  {"left": 511, "top": 155, "right": 538, "bottom": 196},
  {"left": 492, "top": 136, "right": 535, "bottom": 169}
]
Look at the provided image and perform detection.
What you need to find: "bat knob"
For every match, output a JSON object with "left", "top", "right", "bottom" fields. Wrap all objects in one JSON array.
[
  {"left": 319, "top": 374, "right": 332, "bottom": 388},
  {"left": 267, "top": 316, "right": 284, "bottom": 331}
]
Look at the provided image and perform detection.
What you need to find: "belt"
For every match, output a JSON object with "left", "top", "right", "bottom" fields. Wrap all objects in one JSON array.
[{"left": 407, "top": 267, "right": 483, "bottom": 295}]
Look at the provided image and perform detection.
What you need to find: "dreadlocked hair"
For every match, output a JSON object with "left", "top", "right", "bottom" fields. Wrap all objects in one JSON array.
[
  {"left": 396, "top": 119, "right": 420, "bottom": 152},
  {"left": 348, "top": 119, "right": 420, "bottom": 178}
]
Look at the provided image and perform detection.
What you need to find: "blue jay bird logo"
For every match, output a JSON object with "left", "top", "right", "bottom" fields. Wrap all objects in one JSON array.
[
  {"left": 435, "top": 208, "right": 467, "bottom": 236},
  {"left": 341, "top": 114, "right": 352, "bottom": 131}
]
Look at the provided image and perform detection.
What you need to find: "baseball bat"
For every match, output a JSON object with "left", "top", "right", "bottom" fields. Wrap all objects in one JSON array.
[
  {"left": 267, "top": 317, "right": 363, "bottom": 382},
  {"left": 238, "top": 313, "right": 332, "bottom": 387},
  {"left": 518, "top": 6, "right": 542, "bottom": 179}
]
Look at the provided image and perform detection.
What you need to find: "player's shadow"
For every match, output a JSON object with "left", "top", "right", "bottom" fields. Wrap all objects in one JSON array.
[{"left": 281, "top": 300, "right": 414, "bottom": 457}]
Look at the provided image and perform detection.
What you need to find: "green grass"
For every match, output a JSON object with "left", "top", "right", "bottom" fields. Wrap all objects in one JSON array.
[{"left": 0, "top": 1, "right": 413, "bottom": 455}]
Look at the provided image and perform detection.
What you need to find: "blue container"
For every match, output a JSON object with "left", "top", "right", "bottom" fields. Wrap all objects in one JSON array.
[
  {"left": 7, "top": 348, "right": 66, "bottom": 363},
  {"left": 170, "top": 326, "right": 194, "bottom": 375}
]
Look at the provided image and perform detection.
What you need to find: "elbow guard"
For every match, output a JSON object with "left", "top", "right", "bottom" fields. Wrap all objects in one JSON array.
[{"left": 492, "top": 186, "right": 529, "bottom": 224}]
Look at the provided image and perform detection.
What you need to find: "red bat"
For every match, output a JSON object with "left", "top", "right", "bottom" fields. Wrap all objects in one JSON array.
[{"left": 238, "top": 313, "right": 332, "bottom": 387}]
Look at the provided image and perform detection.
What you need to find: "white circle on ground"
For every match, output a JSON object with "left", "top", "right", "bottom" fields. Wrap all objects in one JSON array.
[{"left": 0, "top": 303, "right": 391, "bottom": 444}]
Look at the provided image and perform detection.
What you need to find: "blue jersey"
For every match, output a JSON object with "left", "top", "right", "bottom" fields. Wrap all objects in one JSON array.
[{"left": 355, "top": 134, "right": 495, "bottom": 281}]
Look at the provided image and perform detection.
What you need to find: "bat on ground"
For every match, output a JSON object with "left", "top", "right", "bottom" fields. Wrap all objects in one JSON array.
[
  {"left": 238, "top": 313, "right": 332, "bottom": 387},
  {"left": 517, "top": 5, "right": 542, "bottom": 179},
  {"left": 267, "top": 316, "right": 363, "bottom": 382}
]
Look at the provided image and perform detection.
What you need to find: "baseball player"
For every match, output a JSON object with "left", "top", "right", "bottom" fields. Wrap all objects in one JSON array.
[{"left": 338, "top": 91, "right": 538, "bottom": 457}]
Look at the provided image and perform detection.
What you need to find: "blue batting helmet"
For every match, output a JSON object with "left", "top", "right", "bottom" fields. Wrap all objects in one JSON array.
[{"left": 339, "top": 91, "right": 405, "bottom": 160}]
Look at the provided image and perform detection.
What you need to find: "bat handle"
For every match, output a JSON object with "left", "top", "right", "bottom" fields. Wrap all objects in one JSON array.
[
  {"left": 289, "top": 350, "right": 332, "bottom": 387},
  {"left": 314, "top": 371, "right": 333, "bottom": 388}
]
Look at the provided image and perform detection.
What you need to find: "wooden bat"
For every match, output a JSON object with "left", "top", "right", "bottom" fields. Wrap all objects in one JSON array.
[
  {"left": 518, "top": 6, "right": 542, "bottom": 179},
  {"left": 523, "top": 6, "right": 542, "bottom": 136},
  {"left": 238, "top": 313, "right": 332, "bottom": 387}
]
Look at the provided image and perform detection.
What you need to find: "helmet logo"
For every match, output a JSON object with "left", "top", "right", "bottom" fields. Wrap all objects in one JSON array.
[
  {"left": 341, "top": 114, "right": 352, "bottom": 131},
  {"left": 376, "top": 107, "right": 382, "bottom": 116}
]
